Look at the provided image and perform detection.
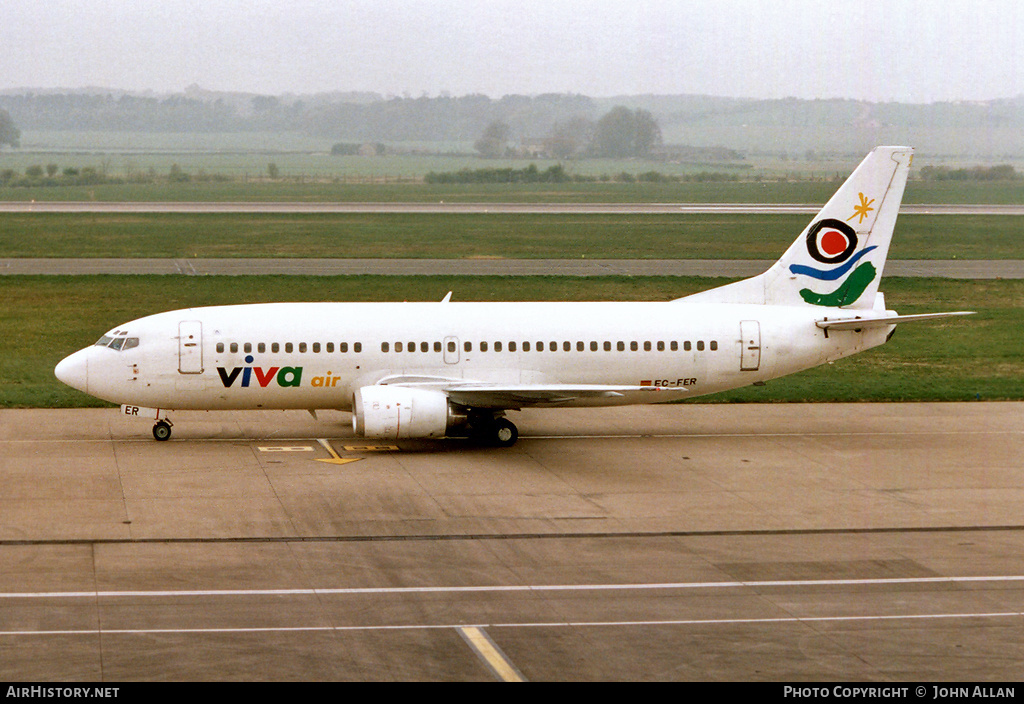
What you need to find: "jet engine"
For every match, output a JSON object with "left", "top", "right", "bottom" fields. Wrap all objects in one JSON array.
[{"left": 352, "top": 385, "right": 468, "bottom": 439}]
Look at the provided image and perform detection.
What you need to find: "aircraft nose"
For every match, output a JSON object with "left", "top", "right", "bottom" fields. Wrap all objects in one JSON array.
[{"left": 55, "top": 349, "right": 89, "bottom": 393}]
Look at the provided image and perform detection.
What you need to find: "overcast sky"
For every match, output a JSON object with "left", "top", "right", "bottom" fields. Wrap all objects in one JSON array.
[{"left": 1, "top": 0, "right": 1021, "bottom": 103}]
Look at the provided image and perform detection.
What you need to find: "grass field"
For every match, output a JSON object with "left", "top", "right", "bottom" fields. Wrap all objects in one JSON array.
[
  {"left": 1, "top": 212, "right": 1021, "bottom": 260},
  {"left": 1, "top": 275, "right": 1017, "bottom": 408}
]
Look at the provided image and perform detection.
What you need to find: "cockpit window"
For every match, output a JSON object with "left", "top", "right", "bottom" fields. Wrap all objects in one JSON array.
[{"left": 94, "top": 334, "right": 140, "bottom": 352}]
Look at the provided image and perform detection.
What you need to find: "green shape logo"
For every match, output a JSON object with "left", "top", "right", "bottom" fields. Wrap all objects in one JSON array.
[{"left": 799, "top": 262, "right": 877, "bottom": 307}]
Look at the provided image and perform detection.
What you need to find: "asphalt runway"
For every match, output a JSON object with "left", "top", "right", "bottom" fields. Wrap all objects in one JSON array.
[
  {"left": 5, "top": 257, "right": 1022, "bottom": 278},
  {"left": 2, "top": 200, "right": 1023, "bottom": 214},
  {"left": 1, "top": 403, "right": 1022, "bottom": 681}
]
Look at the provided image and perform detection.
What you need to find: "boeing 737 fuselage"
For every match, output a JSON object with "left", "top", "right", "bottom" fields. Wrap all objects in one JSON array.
[{"left": 54, "top": 147, "right": 972, "bottom": 445}]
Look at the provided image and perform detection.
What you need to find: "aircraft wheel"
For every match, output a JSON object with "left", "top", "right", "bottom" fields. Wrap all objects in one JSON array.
[
  {"left": 492, "top": 418, "right": 518, "bottom": 447},
  {"left": 153, "top": 421, "right": 172, "bottom": 441}
]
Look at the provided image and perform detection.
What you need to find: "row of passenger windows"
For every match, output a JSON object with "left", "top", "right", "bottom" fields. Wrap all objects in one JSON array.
[
  {"left": 217, "top": 339, "right": 720, "bottom": 355},
  {"left": 382, "top": 340, "right": 719, "bottom": 353},
  {"left": 217, "top": 341, "right": 363, "bottom": 354}
]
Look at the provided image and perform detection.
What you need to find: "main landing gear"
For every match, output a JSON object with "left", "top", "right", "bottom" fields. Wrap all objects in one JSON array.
[
  {"left": 468, "top": 412, "right": 518, "bottom": 447},
  {"left": 153, "top": 419, "right": 173, "bottom": 441}
]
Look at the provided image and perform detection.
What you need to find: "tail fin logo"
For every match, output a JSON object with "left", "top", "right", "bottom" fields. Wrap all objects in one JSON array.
[{"left": 791, "top": 218, "right": 877, "bottom": 306}]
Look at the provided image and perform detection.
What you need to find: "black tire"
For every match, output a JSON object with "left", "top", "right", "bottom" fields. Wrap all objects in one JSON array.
[
  {"left": 153, "top": 421, "right": 172, "bottom": 441},
  {"left": 492, "top": 418, "right": 518, "bottom": 447}
]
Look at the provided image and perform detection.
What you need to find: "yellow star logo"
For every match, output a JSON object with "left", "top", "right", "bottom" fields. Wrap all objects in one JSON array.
[{"left": 847, "top": 192, "right": 875, "bottom": 224}]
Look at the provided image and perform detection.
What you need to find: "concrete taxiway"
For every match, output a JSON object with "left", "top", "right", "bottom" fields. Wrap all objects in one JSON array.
[{"left": 1, "top": 403, "right": 1022, "bottom": 681}]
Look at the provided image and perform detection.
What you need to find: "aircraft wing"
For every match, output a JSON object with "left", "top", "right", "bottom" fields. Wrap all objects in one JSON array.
[
  {"left": 374, "top": 375, "right": 686, "bottom": 409},
  {"left": 444, "top": 384, "right": 686, "bottom": 409},
  {"left": 816, "top": 311, "right": 975, "bottom": 331}
]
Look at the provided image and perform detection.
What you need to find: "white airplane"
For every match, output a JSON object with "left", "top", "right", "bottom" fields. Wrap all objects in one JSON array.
[{"left": 55, "top": 146, "right": 972, "bottom": 446}]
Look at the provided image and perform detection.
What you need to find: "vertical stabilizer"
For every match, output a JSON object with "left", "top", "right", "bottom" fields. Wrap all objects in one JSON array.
[{"left": 679, "top": 146, "right": 913, "bottom": 309}]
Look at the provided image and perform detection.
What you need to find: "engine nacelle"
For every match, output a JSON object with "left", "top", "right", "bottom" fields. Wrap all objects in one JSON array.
[{"left": 352, "top": 385, "right": 467, "bottom": 439}]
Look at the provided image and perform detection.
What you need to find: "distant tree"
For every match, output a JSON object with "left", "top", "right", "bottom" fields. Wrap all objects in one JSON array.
[
  {"left": 474, "top": 120, "right": 511, "bottom": 158},
  {"left": 545, "top": 117, "right": 594, "bottom": 159},
  {"left": 590, "top": 106, "right": 663, "bottom": 158},
  {"left": 267, "top": 162, "right": 280, "bottom": 179},
  {"left": 168, "top": 163, "right": 190, "bottom": 183},
  {"left": 0, "top": 109, "right": 19, "bottom": 148},
  {"left": 632, "top": 109, "right": 662, "bottom": 156},
  {"left": 46, "top": 163, "right": 59, "bottom": 177},
  {"left": 591, "top": 106, "right": 637, "bottom": 158},
  {"left": 25, "top": 165, "right": 44, "bottom": 179}
]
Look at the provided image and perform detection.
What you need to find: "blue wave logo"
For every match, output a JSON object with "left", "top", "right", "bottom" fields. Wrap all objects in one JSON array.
[{"left": 789, "top": 245, "right": 877, "bottom": 280}]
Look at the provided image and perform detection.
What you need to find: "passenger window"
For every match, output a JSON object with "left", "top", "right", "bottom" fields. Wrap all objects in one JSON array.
[
  {"left": 577, "top": 341, "right": 584, "bottom": 351},
  {"left": 697, "top": 341, "right": 705, "bottom": 351},
  {"left": 217, "top": 343, "right": 225, "bottom": 353},
  {"left": 604, "top": 341, "right": 611, "bottom": 351},
  {"left": 684, "top": 341, "right": 691, "bottom": 351},
  {"left": 272, "top": 343, "right": 280, "bottom": 353},
  {"left": 447, "top": 341, "right": 456, "bottom": 353},
  {"left": 312, "top": 342, "right": 320, "bottom": 353},
  {"left": 617, "top": 341, "right": 625, "bottom": 351},
  {"left": 258, "top": 343, "right": 266, "bottom": 353},
  {"left": 481, "top": 341, "right": 488, "bottom": 352},
  {"left": 657, "top": 341, "right": 665, "bottom": 351},
  {"left": 396, "top": 342, "right": 403, "bottom": 352},
  {"left": 464, "top": 341, "right": 472, "bottom": 352},
  {"left": 230, "top": 343, "right": 238, "bottom": 353},
  {"left": 550, "top": 341, "right": 557, "bottom": 352},
  {"left": 644, "top": 341, "right": 651, "bottom": 352},
  {"left": 408, "top": 341, "right": 415, "bottom": 352},
  {"left": 381, "top": 342, "right": 390, "bottom": 352},
  {"left": 285, "top": 343, "right": 294, "bottom": 353},
  {"left": 710, "top": 340, "right": 718, "bottom": 351},
  {"left": 421, "top": 342, "right": 429, "bottom": 353},
  {"left": 671, "top": 341, "right": 678, "bottom": 351},
  {"left": 338, "top": 342, "right": 346, "bottom": 353},
  {"left": 354, "top": 343, "right": 362, "bottom": 353},
  {"left": 326, "top": 342, "right": 334, "bottom": 353},
  {"left": 434, "top": 341, "right": 442, "bottom": 352},
  {"left": 590, "top": 341, "right": 598, "bottom": 351},
  {"left": 523, "top": 341, "right": 531, "bottom": 352},
  {"left": 563, "top": 341, "right": 570, "bottom": 351},
  {"left": 300, "top": 343, "right": 307, "bottom": 353},
  {"left": 494, "top": 341, "right": 502, "bottom": 352},
  {"left": 509, "top": 341, "right": 516, "bottom": 352},
  {"left": 630, "top": 341, "right": 638, "bottom": 352}
]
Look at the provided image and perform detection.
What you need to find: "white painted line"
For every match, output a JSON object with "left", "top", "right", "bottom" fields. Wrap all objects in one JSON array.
[
  {"left": 257, "top": 446, "right": 314, "bottom": 452},
  {"left": 2, "top": 574, "right": 1023, "bottom": 600}
]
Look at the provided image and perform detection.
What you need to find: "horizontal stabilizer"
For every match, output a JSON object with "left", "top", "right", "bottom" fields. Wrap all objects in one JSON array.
[{"left": 816, "top": 311, "right": 975, "bottom": 331}]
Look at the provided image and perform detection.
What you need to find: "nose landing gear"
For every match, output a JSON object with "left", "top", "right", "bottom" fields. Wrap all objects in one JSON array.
[{"left": 153, "top": 419, "right": 173, "bottom": 441}]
